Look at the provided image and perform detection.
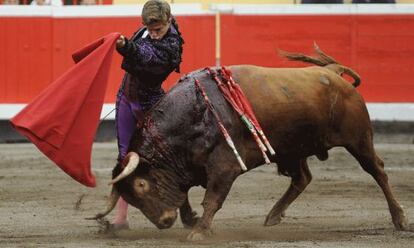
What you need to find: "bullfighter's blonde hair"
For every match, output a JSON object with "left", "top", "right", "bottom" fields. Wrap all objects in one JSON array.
[{"left": 142, "top": 0, "right": 171, "bottom": 26}]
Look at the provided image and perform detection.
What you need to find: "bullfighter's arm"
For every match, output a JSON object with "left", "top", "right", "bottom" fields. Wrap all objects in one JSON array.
[{"left": 116, "top": 35, "right": 181, "bottom": 75}]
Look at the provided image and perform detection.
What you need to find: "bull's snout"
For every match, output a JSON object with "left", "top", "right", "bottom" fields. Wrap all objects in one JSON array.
[{"left": 156, "top": 209, "right": 177, "bottom": 229}]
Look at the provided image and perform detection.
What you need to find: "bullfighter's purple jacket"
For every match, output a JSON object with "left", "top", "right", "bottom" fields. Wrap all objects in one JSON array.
[{"left": 116, "top": 20, "right": 184, "bottom": 109}]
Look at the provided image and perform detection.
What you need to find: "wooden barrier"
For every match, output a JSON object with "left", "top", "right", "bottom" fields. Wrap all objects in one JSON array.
[{"left": 1, "top": 4, "right": 413, "bottom": 110}]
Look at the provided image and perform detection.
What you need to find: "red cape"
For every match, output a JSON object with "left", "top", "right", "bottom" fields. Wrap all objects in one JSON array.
[{"left": 10, "top": 33, "right": 120, "bottom": 187}]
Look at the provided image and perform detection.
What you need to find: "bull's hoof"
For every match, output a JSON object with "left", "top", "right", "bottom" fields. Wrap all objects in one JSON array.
[
  {"left": 181, "top": 211, "right": 199, "bottom": 229},
  {"left": 186, "top": 229, "right": 213, "bottom": 241},
  {"left": 393, "top": 215, "right": 409, "bottom": 231},
  {"left": 264, "top": 211, "right": 285, "bottom": 226},
  {"left": 183, "top": 217, "right": 200, "bottom": 229},
  {"left": 391, "top": 207, "right": 409, "bottom": 231}
]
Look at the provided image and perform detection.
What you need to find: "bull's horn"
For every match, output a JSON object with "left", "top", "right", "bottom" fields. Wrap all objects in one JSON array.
[
  {"left": 109, "top": 152, "right": 140, "bottom": 185},
  {"left": 85, "top": 187, "right": 120, "bottom": 220}
]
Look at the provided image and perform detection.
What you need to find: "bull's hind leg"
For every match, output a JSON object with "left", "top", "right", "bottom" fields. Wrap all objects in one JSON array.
[
  {"left": 265, "top": 158, "right": 312, "bottom": 226},
  {"left": 346, "top": 136, "right": 408, "bottom": 230}
]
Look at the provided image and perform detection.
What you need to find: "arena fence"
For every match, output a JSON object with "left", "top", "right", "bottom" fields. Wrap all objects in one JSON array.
[{"left": 1, "top": 4, "right": 414, "bottom": 122}]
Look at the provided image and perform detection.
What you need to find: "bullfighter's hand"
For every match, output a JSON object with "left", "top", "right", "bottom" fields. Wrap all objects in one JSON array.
[{"left": 116, "top": 35, "right": 126, "bottom": 49}]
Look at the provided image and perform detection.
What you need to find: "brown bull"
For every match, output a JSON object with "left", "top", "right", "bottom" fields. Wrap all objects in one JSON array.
[{"left": 92, "top": 45, "right": 408, "bottom": 241}]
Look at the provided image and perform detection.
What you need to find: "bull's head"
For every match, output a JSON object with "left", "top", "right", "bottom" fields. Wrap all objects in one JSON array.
[{"left": 94, "top": 152, "right": 187, "bottom": 229}]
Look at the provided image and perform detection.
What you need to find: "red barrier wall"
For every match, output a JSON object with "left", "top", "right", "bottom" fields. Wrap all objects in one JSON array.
[
  {"left": 0, "top": 17, "right": 53, "bottom": 103},
  {"left": 0, "top": 15, "right": 215, "bottom": 103},
  {"left": 1, "top": 13, "right": 413, "bottom": 103},
  {"left": 221, "top": 14, "right": 414, "bottom": 102}
]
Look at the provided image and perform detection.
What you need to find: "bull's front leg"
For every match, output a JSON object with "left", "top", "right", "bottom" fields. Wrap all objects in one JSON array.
[
  {"left": 180, "top": 195, "right": 199, "bottom": 229},
  {"left": 186, "top": 170, "right": 239, "bottom": 241}
]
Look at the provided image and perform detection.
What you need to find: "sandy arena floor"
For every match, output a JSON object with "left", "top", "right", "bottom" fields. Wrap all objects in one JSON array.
[{"left": 0, "top": 137, "right": 413, "bottom": 247}]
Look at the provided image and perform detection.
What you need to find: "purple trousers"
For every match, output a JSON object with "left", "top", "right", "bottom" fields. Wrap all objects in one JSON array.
[
  {"left": 115, "top": 92, "right": 143, "bottom": 161},
  {"left": 115, "top": 90, "right": 164, "bottom": 161}
]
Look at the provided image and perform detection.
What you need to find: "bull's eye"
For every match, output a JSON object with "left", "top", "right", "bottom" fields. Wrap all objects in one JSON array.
[{"left": 134, "top": 178, "right": 150, "bottom": 196}]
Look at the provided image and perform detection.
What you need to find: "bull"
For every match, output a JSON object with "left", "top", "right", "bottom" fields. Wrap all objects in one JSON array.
[{"left": 93, "top": 45, "right": 408, "bottom": 241}]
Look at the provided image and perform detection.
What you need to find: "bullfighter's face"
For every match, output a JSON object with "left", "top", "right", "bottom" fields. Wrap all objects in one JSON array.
[{"left": 146, "top": 21, "right": 170, "bottom": 41}]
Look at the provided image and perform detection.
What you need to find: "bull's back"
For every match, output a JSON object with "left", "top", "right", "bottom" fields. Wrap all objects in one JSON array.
[
  {"left": 229, "top": 65, "right": 370, "bottom": 154},
  {"left": 230, "top": 65, "right": 353, "bottom": 122}
]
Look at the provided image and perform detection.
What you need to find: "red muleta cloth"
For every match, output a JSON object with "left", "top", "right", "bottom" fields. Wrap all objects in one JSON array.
[{"left": 10, "top": 33, "right": 120, "bottom": 187}]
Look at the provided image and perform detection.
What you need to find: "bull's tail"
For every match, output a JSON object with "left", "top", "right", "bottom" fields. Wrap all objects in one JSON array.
[{"left": 279, "top": 42, "right": 361, "bottom": 87}]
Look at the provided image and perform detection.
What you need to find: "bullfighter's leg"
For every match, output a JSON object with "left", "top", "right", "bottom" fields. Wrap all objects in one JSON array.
[
  {"left": 109, "top": 197, "right": 129, "bottom": 230},
  {"left": 346, "top": 139, "right": 408, "bottom": 231},
  {"left": 180, "top": 195, "right": 199, "bottom": 229},
  {"left": 264, "top": 159, "right": 312, "bottom": 226},
  {"left": 186, "top": 167, "right": 239, "bottom": 241},
  {"left": 111, "top": 93, "right": 143, "bottom": 229}
]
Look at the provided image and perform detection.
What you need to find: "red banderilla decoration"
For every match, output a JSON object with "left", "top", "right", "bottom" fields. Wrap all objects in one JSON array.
[
  {"left": 194, "top": 78, "right": 248, "bottom": 171},
  {"left": 220, "top": 67, "right": 276, "bottom": 156},
  {"left": 207, "top": 68, "right": 271, "bottom": 165}
]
